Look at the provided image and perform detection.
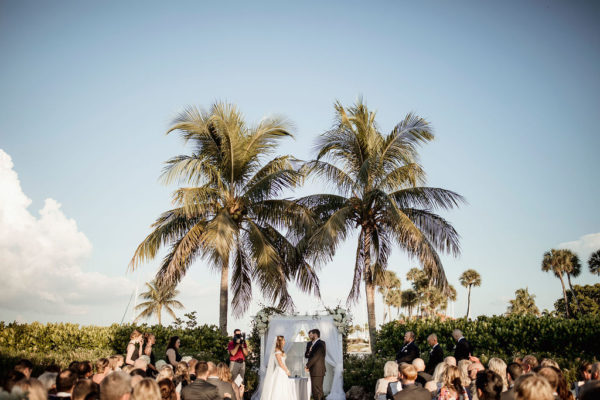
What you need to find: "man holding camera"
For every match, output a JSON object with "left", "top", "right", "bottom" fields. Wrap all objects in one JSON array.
[{"left": 228, "top": 329, "right": 248, "bottom": 382}]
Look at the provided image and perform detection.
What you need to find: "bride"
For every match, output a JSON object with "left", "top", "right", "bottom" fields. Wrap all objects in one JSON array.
[{"left": 260, "top": 335, "right": 297, "bottom": 400}]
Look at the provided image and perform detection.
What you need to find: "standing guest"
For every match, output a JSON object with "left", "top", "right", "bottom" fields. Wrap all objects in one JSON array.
[
  {"left": 126, "top": 330, "right": 144, "bottom": 366},
  {"left": 475, "top": 370, "right": 503, "bottom": 400},
  {"left": 452, "top": 330, "right": 472, "bottom": 362},
  {"left": 501, "top": 363, "right": 522, "bottom": 400},
  {"left": 132, "top": 378, "right": 161, "bottom": 400},
  {"left": 180, "top": 361, "right": 220, "bottom": 400},
  {"left": 100, "top": 371, "right": 132, "bottom": 400},
  {"left": 49, "top": 369, "right": 77, "bottom": 400},
  {"left": 374, "top": 361, "right": 400, "bottom": 400},
  {"left": 158, "top": 379, "right": 177, "bottom": 400},
  {"left": 397, "top": 331, "right": 420, "bottom": 364},
  {"left": 436, "top": 365, "right": 468, "bottom": 400},
  {"left": 144, "top": 333, "right": 158, "bottom": 376},
  {"left": 93, "top": 358, "right": 110, "bottom": 384},
  {"left": 487, "top": 358, "right": 508, "bottom": 392},
  {"left": 514, "top": 374, "right": 553, "bottom": 400},
  {"left": 166, "top": 336, "right": 183, "bottom": 368},
  {"left": 520, "top": 356, "right": 537, "bottom": 374},
  {"left": 574, "top": 362, "right": 592, "bottom": 399},
  {"left": 217, "top": 362, "right": 243, "bottom": 400},
  {"left": 206, "top": 362, "right": 234, "bottom": 399},
  {"left": 12, "top": 378, "right": 47, "bottom": 400},
  {"left": 426, "top": 334, "right": 444, "bottom": 375},
  {"left": 72, "top": 379, "right": 99, "bottom": 400},
  {"left": 413, "top": 358, "right": 433, "bottom": 387},
  {"left": 76, "top": 361, "right": 94, "bottom": 379},
  {"left": 228, "top": 329, "right": 249, "bottom": 382},
  {"left": 393, "top": 364, "right": 431, "bottom": 400},
  {"left": 13, "top": 359, "right": 33, "bottom": 378}
]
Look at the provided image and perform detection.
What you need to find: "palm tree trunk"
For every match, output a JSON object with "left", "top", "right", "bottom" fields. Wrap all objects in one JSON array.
[
  {"left": 158, "top": 306, "right": 162, "bottom": 326},
  {"left": 558, "top": 274, "right": 570, "bottom": 318},
  {"left": 363, "top": 232, "right": 377, "bottom": 349},
  {"left": 566, "top": 273, "right": 580, "bottom": 314},
  {"left": 219, "top": 256, "right": 229, "bottom": 334},
  {"left": 466, "top": 285, "right": 472, "bottom": 319}
]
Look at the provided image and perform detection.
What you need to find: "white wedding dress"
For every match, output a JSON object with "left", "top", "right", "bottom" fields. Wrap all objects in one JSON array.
[{"left": 260, "top": 350, "right": 297, "bottom": 400}]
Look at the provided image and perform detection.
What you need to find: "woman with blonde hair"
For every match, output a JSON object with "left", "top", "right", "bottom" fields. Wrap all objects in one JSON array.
[
  {"left": 436, "top": 365, "right": 468, "bottom": 400},
  {"left": 217, "top": 362, "right": 242, "bottom": 400},
  {"left": 132, "top": 378, "right": 161, "bottom": 400},
  {"left": 457, "top": 359, "right": 472, "bottom": 388},
  {"left": 126, "top": 330, "right": 144, "bottom": 366},
  {"left": 11, "top": 378, "right": 47, "bottom": 400},
  {"left": 374, "top": 361, "right": 400, "bottom": 400},
  {"left": 425, "top": 362, "right": 447, "bottom": 393},
  {"left": 487, "top": 357, "right": 508, "bottom": 392},
  {"left": 174, "top": 362, "right": 191, "bottom": 394},
  {"left": 157, "top": 365, "right": 175, "bottom": 382},
  {"left": 93, "top": 358, "right": 110, "bottom": 384},
  {"left": 515, "top": 374, "right": 554, "bottom": 400}
]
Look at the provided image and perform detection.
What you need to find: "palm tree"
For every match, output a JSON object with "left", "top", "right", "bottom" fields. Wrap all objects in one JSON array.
[
  {"left": 387, "top": 288, "right": 403, "bottom": 318},
  {"left": 130, "top": 102, "right": 319, "bottom": 333},
  {"left": 459, "top": 269, "right": 481, "bottom": 319},
  {"left": 375, "top": 270, "right": 401, "bottom": 323},
  {"left": 401, "top": 289, "right": 418, "bottom": 319},
  {"left": 590, "top": 249, "right": 600, "bottom": 276},
  {"left": 135, "top": 280, "right": 184, "bottom": 325},
  {"left": 506, "top": 287, "right": 539, "bottom": 316},
  {"left": 562, "top": 250, "right": 582, "bottom": 313},
  {"left": 300, "top": 100, "right": 464, "bottom": 345},
  {"left": 406, "top": 267, "right": 428, "bottom": 316},
  {"left": 542, "top": 249, "right": 579, "bottom": 318}
]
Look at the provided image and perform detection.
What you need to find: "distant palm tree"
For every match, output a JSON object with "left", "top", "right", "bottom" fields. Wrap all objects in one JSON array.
[
  {"left": 542, "top": 249, "right": 580, "bottom": 318},
  {"left": 375, "top": 270, "right": 401, "bottom": 323},
  {"left": 589, "top": 249, "right": 600, "bottom": 277},
  {"left": 130, "top": 103, "right": 318, "bottom": 334},
  {"left": 506, "top": 287, "right": 539, "bottom": 316},
  {"left": 401, "top": 289, "right": 419, "bottom": 319},
  {"left": 406, "top": 267, "right": 428, "bottom": 317},
  {"left": 459, "top": 269, "right": 481, "bottom": 319},
  {"left": 300, "top": 100, "right": 463, "bottom": 345},
  {"left": 135, "top": 280, "right": 184, "bottom": 326},
  {"left": 387, "top": 288, "right": 403, "bottom": 318}
]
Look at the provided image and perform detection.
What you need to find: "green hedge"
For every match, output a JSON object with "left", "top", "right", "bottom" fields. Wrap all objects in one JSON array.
[
  {"left": 0, "top": 321, "right": 229, "bottom": 377},
  {"left": 343, "top": 315, "right": 600, "bottom": 392}
]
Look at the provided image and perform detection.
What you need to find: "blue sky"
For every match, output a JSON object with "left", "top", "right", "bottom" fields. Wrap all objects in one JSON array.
[{"left": 1, "top": 0, "right": 599, "bottom": 332}]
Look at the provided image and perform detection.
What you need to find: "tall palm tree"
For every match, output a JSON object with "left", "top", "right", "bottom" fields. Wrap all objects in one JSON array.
[
  {"left": 401, "top": 289, "right": 418, "bottom": 319},
  {"left": 589, "top": 249, "right": 600, "bottom": 276},
  {"left": 542, "top": 249, "right": 579, "bottom": 318},
  {"left": 562, "top": 250, "right": 582, "bottom": 314},
  {"left": 375, "top": 270, "right": 401, "bottom": 323},
  {"left": 135, "top": 280, "right": 184, "bottom": 326},
  {"left": 387, "top": 288, "right": 403, "bottom": 317},
  {"left": 459, "top": 269, "right": 481, "bottom": 319},
  {"left": 130, "top": 102, "right": 319, "bottom": 333},
  {"left": 506, "top": 287, "right": 539, "bottom": 316},
  {"left": 301, "top": 100, "right": 464, "bottom": 345}
]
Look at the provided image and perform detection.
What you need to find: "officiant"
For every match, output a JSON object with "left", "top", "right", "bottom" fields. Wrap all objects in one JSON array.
[{"left": 228, "top": 328, "right": 249, "bottom": 381}]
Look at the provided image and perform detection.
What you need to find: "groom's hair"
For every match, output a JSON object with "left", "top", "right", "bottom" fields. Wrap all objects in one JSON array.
[{"left": 309, "top": 329, "right": 320, "bottom": 337}]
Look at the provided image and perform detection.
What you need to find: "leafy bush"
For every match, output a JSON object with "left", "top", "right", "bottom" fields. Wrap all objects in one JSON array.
[{"left": 555, "top": 284, "right": 600, "bottom": 317}]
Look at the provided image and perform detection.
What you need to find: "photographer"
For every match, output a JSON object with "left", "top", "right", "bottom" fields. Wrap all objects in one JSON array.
[{"left": 227, "top": 329, "right": 249, "bottom": 382}]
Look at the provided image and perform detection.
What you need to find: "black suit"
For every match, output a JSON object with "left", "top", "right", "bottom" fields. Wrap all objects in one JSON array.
[
  {"left": 396, "top": 341, "right": 420, "bottom": 364},
  {"left": 501, "top": 387, "right": 515, "bottom": 400},
  {"left": 180, "top": 379, "right": 220, "bottom": 400},
  {"left": 425, "top": 343, "right": 444, "bottom": 374},
  {"left": 393, "top": 383, "right": 431, "bottom": 400},
  {"left": 415, "top": 371, "right": 432, "bottom": 387},
  {"left": 305, "top": 339, "right": 326, "bottom": 400},
  {"left": 454, "top": 337, "right": 472, "bottom": 361}
]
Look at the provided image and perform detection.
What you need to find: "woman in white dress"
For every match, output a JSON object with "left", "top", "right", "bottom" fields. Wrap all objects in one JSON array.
[{"left": 260, "top": 335, "right": 297, "bottom": 400}]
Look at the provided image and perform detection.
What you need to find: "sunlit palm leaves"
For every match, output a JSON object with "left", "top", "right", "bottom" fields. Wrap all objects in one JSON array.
[
  {"left": 506, "top": 288, "right": 540, "bottom": 316},
  {"left": 135, "top": 280, "right": 184, "bottom": 326},
  {"left": 542, "top": 249, "right": 580, "bottom": 318}
]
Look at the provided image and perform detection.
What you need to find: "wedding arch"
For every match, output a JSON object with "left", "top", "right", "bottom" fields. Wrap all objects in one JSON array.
[{"left": 251, "top": 314, "right": 345, "bottom": 400}]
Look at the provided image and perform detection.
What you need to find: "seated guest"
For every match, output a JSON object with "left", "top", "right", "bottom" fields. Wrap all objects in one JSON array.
[
  {"left": 574, "top": 362, "right": 592, "bottom": 399},
  {"left": 158, "top": 379, "right": 177, "bottom": 400},
  {"left": 580, "top": 381, "right": 600, "bottom": 400},
  {"left": 456, "top": 360, "right": 472, "bottom": 394},
  {"left": 397, "top": 331, "right": 420, "bottom": 364},
  {"left": 132, "top": 378, "right": 161, "bottom": 400},
  {"left": 444, "top": 357, "right": 457, "bottom": 367},
  {"left": 37, "top": 371, "right": 58, "bottom": 393},
  {"left": 12, "top": 378, "right": 47, "bottom": 400},
  {"left": 514, "top": 374, "right": 553, "bottom": 400},
  {"left": 72, "top": 379, "right": 99, "bottom": 400},
  {"left": 487, "top": 358, "right": 508, "bottom": 392},
  {"left": 188, "top": 359, "right": 199, "bottom": 381},
  {"left": 180, "top": 361, "right": 220, "bottom": 400},
  {"left": 520, "top": 356, "right": 537, "bottom": 374},
  {"left": 156, "top": 365, "right": 175, "bottom": 382},
  {"left": 217, "top": 362, "right": 242, "bottom": 400},
  {"left": 133, "top": 357, "right": 149, "bottom": 373},
  {"left": 130, "top": 369, "right": 147, "bottom": 388},
  {"left": 206, "top": 361, "right": 234, "bottom": 400},
  {"left": 426, "top": 334, "right": 444, "bottom": 375},
  {"left": 2, "top": 371, "right": 25, "bottom": 392},
  {"left": 76, "top": 361, "right": 94, "bottom": 379},
  {"left": 100, "top": 371, "right": 132, "bottom": 400},
  {"left": 49, "top": 369, "right": 77, "bottom": 400},
  {"left": 412, "top": 358, "right": 433, "bottom": 387},
  {"left": 374, "top": 361, "right": 400, "bottom": 400},
  {"left": 393, "top": 364, "right": 430, "bottom": 400},
  {"left": 540, "top": 359, "right": 560, "bottom": 369},
  {"left": 93, "top": 358, "right": 110, "bottom": 384},
  {"left": 537, "top": 367, "right": 560, "bottom": 399},
  {"left": 475, "top": 370, "right": 503, "bottom": 400},
  {"left": 501, "top": 362, "right": 522, "bottom": 400},
  {"left": 174, "top": 362, "right": 191, "bottom": 393},
  {"left": 436, "top": 365, "right": 468, "bottom": 400},
  {"left": 425, "top": 362, "right": 447, "bottom": 393},
  {"left": 579, "top": 362, "right": 600, "bottom": 399},
  {"left": 14, "top": 359, "right": 33, "bottom": 379}
]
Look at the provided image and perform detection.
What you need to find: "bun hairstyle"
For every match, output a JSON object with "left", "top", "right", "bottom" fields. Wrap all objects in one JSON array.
[{"left": 276, "top": 336, "right": 285, "bottom": 354}]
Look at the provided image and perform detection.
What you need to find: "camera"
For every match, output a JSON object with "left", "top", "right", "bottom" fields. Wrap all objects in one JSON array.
[{"left": 234, "top": 332, "right": 246, "bottom": 344}]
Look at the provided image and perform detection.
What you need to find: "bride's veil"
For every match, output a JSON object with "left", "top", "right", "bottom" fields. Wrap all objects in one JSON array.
[{"left": 259, "top": 336, "right": 279, "bottom": 400}]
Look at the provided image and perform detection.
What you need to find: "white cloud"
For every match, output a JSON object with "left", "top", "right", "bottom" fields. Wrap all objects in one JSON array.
[
  {"left": 558, "top": 232, "right": 600, "bottom": 261},
  {"left": 0, "top": 149, "right": 133, "bottom": 319}
]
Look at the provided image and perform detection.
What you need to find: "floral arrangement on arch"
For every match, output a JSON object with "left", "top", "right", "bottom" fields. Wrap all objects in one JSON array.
[
  {"left": 325, "top": 305, "right": 352, "bottom": 335},
  {"left": 251, "top": 306, "right": 285, "bottom": 334}
]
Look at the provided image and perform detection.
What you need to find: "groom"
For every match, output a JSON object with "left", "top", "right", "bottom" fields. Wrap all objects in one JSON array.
[{"left": 305, "top": 329, "right": 326, "bottom": 400}]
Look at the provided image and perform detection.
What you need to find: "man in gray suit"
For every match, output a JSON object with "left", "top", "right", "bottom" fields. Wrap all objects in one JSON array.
[
  {"left": 305, "top": 329, "right": 326, "bottom": 400},
  {"left": 206, "top": 362, "right": 233, "bottom": 399},
  {"left": 181, "top": 362, "right": 220, "bottom": 400}
]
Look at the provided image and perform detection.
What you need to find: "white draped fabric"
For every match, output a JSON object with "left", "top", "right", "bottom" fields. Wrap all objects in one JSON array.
[{"left": 251, "top": 315, "right": 345, "bottom": 400}]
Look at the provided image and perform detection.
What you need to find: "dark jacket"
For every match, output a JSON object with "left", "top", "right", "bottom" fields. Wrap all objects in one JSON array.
[
  {"left": 396, "top": 341, "right": 420, "bottom": 364},
  {"left": 501, "top": 387, "right": 515, "bottom": 400},
  {"left": 415, "top": 371, "right": 432, "bottom": 387},
  {"left": 305, "top": 339, "right": 326, "bottom": 377},
  {"left": 393, "top": 383, "right": 431, "bottom": 400},
  {"left": 206, "top": 377, "right": 234, "bottom": 399},
  {"left": 180, "top": 379, "right": 220, "bottom": 400},
  {"left": 454, "top": 338, "right": 472, "bottom": 361},
  {"left": 426, "top": 344, "right": 444, "bottom": 374}
]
